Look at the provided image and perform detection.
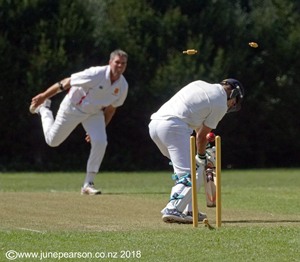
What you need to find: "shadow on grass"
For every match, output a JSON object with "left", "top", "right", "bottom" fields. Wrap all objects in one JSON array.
[
  {"left": 102, "top": 192, "right": 169, "bottom": 194},
  {"left": 223, "top": 220, "right": 300, "bottom": 224}
]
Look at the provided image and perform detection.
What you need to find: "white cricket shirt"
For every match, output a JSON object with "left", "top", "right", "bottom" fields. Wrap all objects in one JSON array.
[
  {"left": 69, "top": 65, "right": 128, "bottom": 114},
  {"left": 151, "top": 80, "right": 227, "bottom": 130}
]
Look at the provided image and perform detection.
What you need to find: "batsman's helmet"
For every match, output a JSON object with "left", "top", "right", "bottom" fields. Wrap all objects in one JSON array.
[{"left": 220, "top": 78, "right": 244, "bottom": 113}]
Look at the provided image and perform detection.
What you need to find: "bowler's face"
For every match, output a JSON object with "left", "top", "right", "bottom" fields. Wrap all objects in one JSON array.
[{"left": 109, "top": 55, "right": 127, "bottom": 77}]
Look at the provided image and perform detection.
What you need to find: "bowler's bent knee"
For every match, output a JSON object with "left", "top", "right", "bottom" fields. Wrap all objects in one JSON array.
[{"left": 91, "top": 139, "right": 108, "bottom": 150}]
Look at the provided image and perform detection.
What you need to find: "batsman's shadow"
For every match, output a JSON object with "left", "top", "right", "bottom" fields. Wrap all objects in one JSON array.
[
  {"left": 223, "top": 220, "right": 300, "bottom": 224},
  {"left": 103, "top": 192, "right": 169, "bottom": 195}
]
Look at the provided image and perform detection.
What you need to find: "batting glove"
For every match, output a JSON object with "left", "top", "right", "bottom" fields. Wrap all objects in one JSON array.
[
  {"left": 206, "top": 147, "right": 216, "bottom": 167},
  {"left": 195, "top": 153, "right": 207, "bottom": 168}
]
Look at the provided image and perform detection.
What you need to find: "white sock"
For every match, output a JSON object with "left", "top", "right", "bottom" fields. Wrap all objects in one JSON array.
[{"left": 84, "top": 172, "right": 96, "bottom": 188}]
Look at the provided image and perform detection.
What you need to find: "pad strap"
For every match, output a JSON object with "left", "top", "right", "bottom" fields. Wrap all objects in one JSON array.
[
  {"left": 169, "top": 192, "right": 184, "bottom": 202},
  {"left": 171, "top": 174, "right": 178, "bottom": 180},
  {"left": 176, "top": 174, "right": 191, "bottom": 187}
]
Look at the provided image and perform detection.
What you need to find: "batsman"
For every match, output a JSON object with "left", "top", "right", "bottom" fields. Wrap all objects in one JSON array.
[{"left": 149, "top": 78, "right": 244, "bottom": 223}]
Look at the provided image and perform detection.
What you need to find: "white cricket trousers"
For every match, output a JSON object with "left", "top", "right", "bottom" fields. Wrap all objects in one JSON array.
[
  {"left": 39, "top": 96, "right": 107, "bottom": 173},
  {"left": 149, "top": 118, "right": 196, "bottom": 213},
  {"left": 149, "top": 118, "right": 193, "bottom": 176}
]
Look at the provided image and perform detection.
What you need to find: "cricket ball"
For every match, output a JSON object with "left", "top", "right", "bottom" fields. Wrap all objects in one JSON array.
[{"left": 206, "top": 132, "right": 216, "bottom": 142}]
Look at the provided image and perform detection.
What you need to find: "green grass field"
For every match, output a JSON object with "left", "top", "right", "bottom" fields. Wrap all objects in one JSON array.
[{"left": 1, "top": 170, "right": 300, "bottom": 261}]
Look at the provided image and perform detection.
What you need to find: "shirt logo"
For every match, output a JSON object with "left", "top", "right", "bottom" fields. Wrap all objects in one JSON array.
[{"left": 113, "top": 88, "right": 119, "bottom": 96}]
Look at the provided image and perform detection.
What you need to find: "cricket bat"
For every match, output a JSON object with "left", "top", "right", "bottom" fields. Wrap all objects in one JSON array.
[{"left": 203, "top": 167, "right": 216, "bottom": 207}]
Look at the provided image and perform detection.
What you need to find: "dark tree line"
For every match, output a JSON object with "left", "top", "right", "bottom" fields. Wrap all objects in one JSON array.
[{"left": 1, "top": 0, "right": 300, "bottom": 171}]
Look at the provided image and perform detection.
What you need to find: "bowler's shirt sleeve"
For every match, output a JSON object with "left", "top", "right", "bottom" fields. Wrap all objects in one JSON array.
[{"left": 70, "top": 66, "right": 106, "bottom": 90}]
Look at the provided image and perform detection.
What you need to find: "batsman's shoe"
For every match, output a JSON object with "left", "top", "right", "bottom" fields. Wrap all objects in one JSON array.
[
  {"left": 81, "top": 182, "right": 101, "bottom": 195},
  {"left": 162, "top": 208, "right": 193, "bottom": 224},
  {"left": 29, "top": 99, "right": 51, "bottom": 114},
  {"left": 186, "top": 211, "right": 207, "bottom": 221}
]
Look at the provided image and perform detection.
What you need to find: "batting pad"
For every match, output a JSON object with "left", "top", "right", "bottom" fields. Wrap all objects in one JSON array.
[{"left": 174, "top": 166, "right": 204, "bottom": 212}]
